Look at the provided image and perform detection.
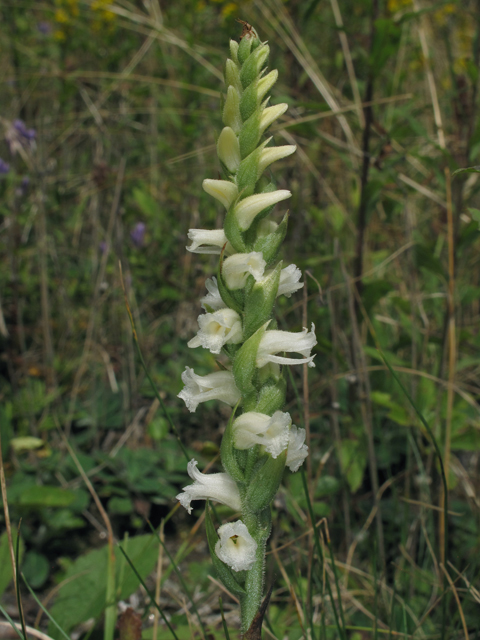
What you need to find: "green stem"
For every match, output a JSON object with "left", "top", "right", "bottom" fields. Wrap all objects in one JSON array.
[{"left": 240, "top": 509, "right": 271, "bottom": 632}]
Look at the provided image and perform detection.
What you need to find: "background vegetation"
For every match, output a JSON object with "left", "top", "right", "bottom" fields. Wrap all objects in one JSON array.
[{"left": 1, "top": 0, "right": 480, "bottom": 638}]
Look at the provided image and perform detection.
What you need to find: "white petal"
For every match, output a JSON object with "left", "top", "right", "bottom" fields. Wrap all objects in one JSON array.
[
  {"left": 258, "top": 145, "right": 296, "bottom": 175},
  {"left": 222, "top": 252, "right": 266, "bottom": 289},
  {"left": 201, "top": 277, "right": 224, "bottom": 311},
  {"left": 176, "top": 460, "right": 242, "bottom": 514},
  {"left": 286, "top": 426, "right": 308, "bottom": 472},
  {"left": 260, "top": 103, "right": 288, "bottom": 133},
  {"left": 178, "top": 367, "right": 241, "bottom": 412},
  {"left": 277, "top": 264, "right": 303, "bottom": 298},
  {"left": 215, "top": 520, "right": 257, "bottom": 572},
  {"left": 217, "top": 127, "right": 241, "bottom": 173},
  {"left": 234, "top": 190, "right": 291, "bottom": 231},
  {"left": 203, "top": 179, "right": 238, "bottom": 210}
]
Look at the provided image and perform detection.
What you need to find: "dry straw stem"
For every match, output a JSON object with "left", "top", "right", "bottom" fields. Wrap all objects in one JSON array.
[
  {"left": 0, "top": 438, "right": 17, "bottom": 595},
  {"left": 0, "top": 621, "right": 56, "bottom": 640},
  {"left": 255, "top": 0, "right": 358, "bottom": 155}
]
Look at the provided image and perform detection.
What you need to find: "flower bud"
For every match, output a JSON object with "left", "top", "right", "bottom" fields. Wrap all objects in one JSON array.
[
  {"left": 225, "top": 59, "right": 242, "bottom": 93},
  {"left": 240, "top": 70, "right": 278, "bottom": 121},
  {"left": 239, "top": 102, "right": 288, "bottom": 158},
  {"left": 223, "top": 85, "right": 242, "bottom": 133},
  {"left": 234, "top": 189, "right": 291, "bottom": 231},
  {"left": 217, "top": 127, "right": 241, "bottom": 173},
  {"left": 240, "top": 43, "right": 270, "bottom": 89},
  {"left": 187, "top": 228, "right": 233, "bottom": 255},
  {"left": 203, "top": 179, "right": 238, "bottom": 210}
]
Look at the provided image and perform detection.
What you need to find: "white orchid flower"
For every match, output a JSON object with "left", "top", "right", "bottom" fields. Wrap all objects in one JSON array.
[
  {"left": 178, "top": 367, "right": 241, "bottom": 413},
  {"left": 222, "top": 252, "right": 266, "bottom": 290},
  {"left": 176, "top": 459, "right": 241, "bottom": 514},
  {"left": 188, "top": 308, "right": 243, "bottom": 354},
  {"left": 215, "top": 520, "right": 257, "bottom": 572},
  {"left": 233, "top": 411, "right": 291, "bottom": 458},
  {"left": 256, "top": 323, "right": 317, "bottom": 368}
]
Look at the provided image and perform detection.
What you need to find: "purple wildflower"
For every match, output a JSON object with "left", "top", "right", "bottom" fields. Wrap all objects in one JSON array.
[
  {"left": 15, "top": 176, "right": 30, "bottom": 197},
  {"left": 130, "top": 222, "right": 146, "bottom": 248},
  {"left": 14, "top": 120, "right": 36, "bottom": 140},
  {"left": 99, "top": 241, "right": 107, "bottom": 254},
  {"left": 6, "top": 119, "right": 36, "bottom": 156},
  {"left": 0, "top": 159, "right": 10, "bottom": 174},
  {"left": 37, "top": 21, "right": 52, "bottom": 35}
]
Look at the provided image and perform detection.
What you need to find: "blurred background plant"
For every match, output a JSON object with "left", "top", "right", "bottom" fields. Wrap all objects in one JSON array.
[{"left": 1, "top": 0, "right": 480, "bottom": 638}]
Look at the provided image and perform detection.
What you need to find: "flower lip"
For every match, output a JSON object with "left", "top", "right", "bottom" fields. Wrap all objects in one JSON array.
[
  {"left": 176, "top": 459, "right": 242, "bottom": 514},
  {"left": 201, "top": 277, "right": 225, "bottom": 311},
  {"left": 215, "top": 520, "right": 257, "bottom": 572},
  {"left": 222, "top": 252, "right": 266, "bottom": 290}
]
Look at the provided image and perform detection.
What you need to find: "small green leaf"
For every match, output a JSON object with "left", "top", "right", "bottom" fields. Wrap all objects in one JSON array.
[
  {"left": 233, "top": 322, "right": 269, "bottom": 396},
  {"left": 220, "top": 405, "right": 244, "bottom": 483},
  {"left": 245, "top": 451, "right": 286, "bottom": 512},
  {"left": 243, "top": 262, "right": 281, "bottom": 339},
  {"left": 18, "top": 486, "right": 77, "bottom": 508},
  {"left": 22, "top": 551, "right": 50, "bottom": 589},
  {"left": 452, "top": 166, "right": 480, "bottom": 177}
]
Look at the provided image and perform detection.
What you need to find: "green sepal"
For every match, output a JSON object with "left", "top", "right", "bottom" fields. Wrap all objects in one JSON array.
[
  {"left": 221, "top": 403, "right": 245, "bottom": 483},
  {"left": 238, "top": 108, "right": 262, "bottom": 159},
  {"left": 240, "top": 71, "right": 277, "bottom": 122},
  {"left": 236, "top": 140, "right": 269, "bottom": 197},
  {"left": 233, "top": 321, "right": 270, "bottom": 397},
  {"left": 253, "top": 213, "right": 289, "bottom": 263},
  {"left": 217, "top": 250, "right": 244, "bottom": 314},
  {"left": 240, "top": 44, "right": 269, "bottom": 89},
  {"left": 238, "top": 33, "right": 254, "bottom": 65},
  {"left": 243, "top": 261, "right": 282, "bottom": 339},
  {"left": 255, "top": 377, "right": 287, "bottom": 414},
  {"left": 224, "top": 203, "right": 247, "bottom": 253},
  {"left": 245, "top": 450, "right": 286, "bottom": 513},
  {"left": 225, "top": 59, "right": 242, "bottom": 94},
  {"left": 205, "top": 502, "right": 247, "bottom": 597}
]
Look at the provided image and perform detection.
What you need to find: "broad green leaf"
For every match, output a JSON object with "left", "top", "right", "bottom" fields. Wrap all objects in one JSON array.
[
  {"left": 18, "top": 486, "right": 77, "bottom": 508},
  {"left": 339, "top": 440, "right": 367, "bottom": 494}
]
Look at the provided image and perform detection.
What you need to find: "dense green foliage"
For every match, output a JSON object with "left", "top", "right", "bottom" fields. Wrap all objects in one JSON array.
[{"left": 1, "top": 0, "right": 480, "bottom": 638}]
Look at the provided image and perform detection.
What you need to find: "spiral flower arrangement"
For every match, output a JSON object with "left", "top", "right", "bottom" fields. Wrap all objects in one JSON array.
[{"left": 176, "top": 23, "right": 317, "bottom": 632}]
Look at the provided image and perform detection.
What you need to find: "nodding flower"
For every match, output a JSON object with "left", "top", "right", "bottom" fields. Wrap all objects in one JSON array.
[
  {"left": 178, "top": 367, "right": 241, "bottom": 413},
  {"left": 256, "top": 324, "right": 317, "bottom": 369},
  {"left": 176, "top": 460, "right": 242, "bottom": 514}
]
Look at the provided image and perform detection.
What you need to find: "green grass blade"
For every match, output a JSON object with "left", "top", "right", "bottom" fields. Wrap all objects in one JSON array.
[
  {"left": 378, "top": 350, "right": 448, "bottom": 639},
  {"left": 21, "top": 573, "right": 71, "bottom": 640},
  {"left": 0, "top": 602, "right": 25, "bottom": 640},
  {"left": 218, "top": 597, "right": 231, "bottom": 640}
]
